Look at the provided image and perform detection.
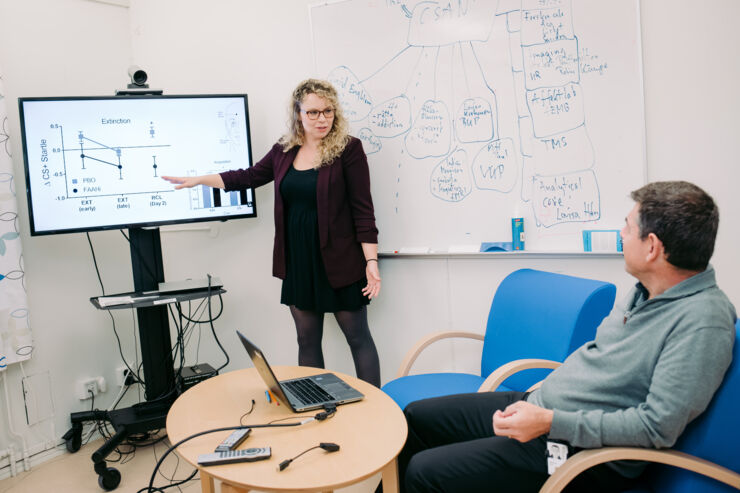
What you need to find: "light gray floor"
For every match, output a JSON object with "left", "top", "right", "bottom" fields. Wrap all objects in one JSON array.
[
  {"left": 0, "top": 435, "right": 202, "bottom": 493},
  {"left": 0, "top": 435, "right": 381, "bottom": 493}
]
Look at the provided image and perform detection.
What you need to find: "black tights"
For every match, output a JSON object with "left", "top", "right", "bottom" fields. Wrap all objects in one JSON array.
[{"left": 288, "top": 305, "right": 381, "bottom": 387}]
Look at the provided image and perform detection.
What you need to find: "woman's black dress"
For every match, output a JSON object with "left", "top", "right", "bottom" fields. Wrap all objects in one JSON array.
[{"left": 279, "top": 165, "right": 369, "bottom": 313}]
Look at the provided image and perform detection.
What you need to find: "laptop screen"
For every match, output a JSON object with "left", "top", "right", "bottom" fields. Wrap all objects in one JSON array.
[{"left": 236, "top": 331, "right": 294, "bottom": 408}]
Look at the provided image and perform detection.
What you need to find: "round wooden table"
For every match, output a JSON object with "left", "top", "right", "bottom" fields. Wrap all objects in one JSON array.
[{"left": 166, "top": 366, "right": 408, "bottom": 493}]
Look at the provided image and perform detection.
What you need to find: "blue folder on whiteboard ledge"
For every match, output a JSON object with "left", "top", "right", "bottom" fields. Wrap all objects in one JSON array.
[{"left": 480, "top": 242, "right": 513, "bottom": 252}]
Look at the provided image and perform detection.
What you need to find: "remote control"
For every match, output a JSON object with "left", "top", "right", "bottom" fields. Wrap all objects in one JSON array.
[
  {"left": 214, "top": 428, "right": 251, "bottom": 452},
  {"left": 198, "top": 447, "right": 271, "bottom": 466}
]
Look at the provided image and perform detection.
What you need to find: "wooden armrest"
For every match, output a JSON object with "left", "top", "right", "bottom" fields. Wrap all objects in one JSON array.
[
  {"left": 395, "top": 331, "right": 485, "bottom": 378},
  {"left": 477, "top": 359, "right": 561, "bottom": 392},
  {"left": 539, "top": 447, "right": 740, "bottom": 493}
]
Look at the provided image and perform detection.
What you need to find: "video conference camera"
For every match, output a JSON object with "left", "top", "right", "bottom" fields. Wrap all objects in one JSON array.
[
  {"left": 115, "top": 65, "right": 163, "bottom": 96},
  {"left": 128, "top": 65, "right": 148, "bottom": 87}
]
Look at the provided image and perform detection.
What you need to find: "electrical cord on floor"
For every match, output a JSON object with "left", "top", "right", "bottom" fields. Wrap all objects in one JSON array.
[
  {"left": 86, "top": 389, "right": 129, "bottom": 463},
  {"left": 136, "top": 469, "right": 198, "bottom": 493},
  {"left": 146, "top": 436, "right": 199, "bottom": 493}
]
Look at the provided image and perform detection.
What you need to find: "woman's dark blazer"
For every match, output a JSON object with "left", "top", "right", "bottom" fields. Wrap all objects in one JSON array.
[{"left": 220, "top": 137, "right": 378, "bottom": 289}]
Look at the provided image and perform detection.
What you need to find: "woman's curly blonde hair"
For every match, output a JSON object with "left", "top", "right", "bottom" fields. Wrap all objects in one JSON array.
[{"left": 279, "top": 78, "right": 350, "bottom": 168}]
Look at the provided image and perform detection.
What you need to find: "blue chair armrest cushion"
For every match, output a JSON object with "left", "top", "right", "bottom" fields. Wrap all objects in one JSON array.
[{"left": 381, "top": 373, "right": 511, "bottom": 411}]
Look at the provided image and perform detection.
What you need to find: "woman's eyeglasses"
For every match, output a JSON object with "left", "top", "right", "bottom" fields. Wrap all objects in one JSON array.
[{"left": 302, "top": 108, "right": 335, "bottom": 120}]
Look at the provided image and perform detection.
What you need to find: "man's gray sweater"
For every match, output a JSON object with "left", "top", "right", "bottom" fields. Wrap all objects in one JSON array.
[{"left": 528, "top": 265, "right": 736, "bottom": 476}]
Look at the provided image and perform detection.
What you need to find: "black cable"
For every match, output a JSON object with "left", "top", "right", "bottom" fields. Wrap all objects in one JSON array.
[
  {"left": 120, "top": 430, "right": 167, "bottom": 467},
  {"left": 178, "top": 309, "right": 185, "bottom": 375},
  {"left": 188, "top": 298, "right": 211, "bottom": 362},
  {"left": 160, "top": 276, "right": 225, "bottom": 395},
  {"left": 239, "top": 400, "right": 256, "bottom": 425},
  {"left": 119, "top": 229, "right": 159, "bottom": 286},
  {"left": 152, "top": 468, "right": 198, "bottom": 493},
  {"left": 91, "top": 231, "right": 228, "bottom": 426},
  {"left": 167, "top": 302, "right": 204, "bottom": 396},
  {"left": 133, "top": 434, "right": 199, "bottom": 493},
  {"left": 89, "top": 384, "right": 133, "bottom": 457},
  {"left": 268, "top": 405, "right": 336, "bottom": 424},
  {"left": 278, "top": 442, "right": 340, "bottom": 471},
  {"left": 204, "top": 275, "right": 230, "bottom": 372},
  {"left": 150, "top": 437, "right": 197, "bottom": 492},
  {"left": 120, "top": 229, "right": 186, "bottom": 400},
  {"left": 109, "top": 309, "right": 145, "bottom": 386},
  {"left": 178, "top": 298, "right": 208, "bottom": 353},
  {"left": 148, "top": 307, "right": 191, "bottom": 401},
  {"left": 85, "top": 229, "right": 191, "bottom": 468},
  {"left": 167, "top": 304, "right": 186, "bottom": 373},
  {"left": 143, "top": 420, "right": 317, "bottom": 493},
  {"left": 86, "top": 231, "right": 144, "bottom": 386},
  {"left": 86, "top": 232, "right": 106, "bottom": 295},
  {"left": 132, "top": 308, "right": 143, "bottom": 402},
  {"left": 138, "top": 386, "right": 178, "bottom": 407},
  {"left": 179, "top": 298, "right": 209, "bottom": 362},
  {"left": 268, "top": 415, "right": 316, "bottom": 425},
  {"left": 175, "top": 312, "right": 186, "bottom": 394},
  {"left": 128, "top": 431, "right": 167, "bottom": 447},
  {"left": 84, "top": 230, "right": 167, "bottom": 465},
  {"left": 195, "top": 319, "right": 203, "bottom": 362},
  {"left": 176, "top": 294, "right": 224, "bottom": 323}
]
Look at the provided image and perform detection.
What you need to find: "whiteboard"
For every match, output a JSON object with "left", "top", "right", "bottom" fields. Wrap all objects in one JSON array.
[{"left": 311, "top": 0, "right": 645, "bottom": 252}]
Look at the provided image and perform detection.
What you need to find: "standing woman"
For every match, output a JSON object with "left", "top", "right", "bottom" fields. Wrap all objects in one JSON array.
[{"left": 162, "top": 79, "right": 381, "bottom": 387}]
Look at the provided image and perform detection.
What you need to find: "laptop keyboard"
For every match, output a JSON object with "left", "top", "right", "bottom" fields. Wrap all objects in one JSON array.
[{"left": 282, "top": 379, "right": 334, "bottom": 405}]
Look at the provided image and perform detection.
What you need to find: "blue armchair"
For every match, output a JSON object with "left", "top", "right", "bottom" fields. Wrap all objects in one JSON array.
[
  {"left": 539, "top": 319, "right": 740, "bottom": 493},
  {"left": 381, "top": 268, "right": 617, "bottom": 410}
]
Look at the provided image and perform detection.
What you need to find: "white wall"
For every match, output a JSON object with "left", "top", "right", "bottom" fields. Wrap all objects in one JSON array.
[
  {"left": 640, "top": 0, "right": 740, "bottom": 304},
  {"left": 0, "top": 0, "right": 132, "bottom": 473},
  {"left": 0, "top": 0, "right": 738, "bottom": 478}
]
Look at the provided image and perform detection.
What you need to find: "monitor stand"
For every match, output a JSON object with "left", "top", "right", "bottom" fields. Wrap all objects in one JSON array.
[{"left": 62, "top": 227, "right": 177, "bottom": 491}]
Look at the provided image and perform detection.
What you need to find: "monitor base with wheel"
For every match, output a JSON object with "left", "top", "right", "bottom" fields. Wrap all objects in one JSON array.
[
  {"left": 63, "top": 227, "right": 223, "bottom": 491},
  {"left": 63, "top": 400, "right": 172, "bottom": 491}
]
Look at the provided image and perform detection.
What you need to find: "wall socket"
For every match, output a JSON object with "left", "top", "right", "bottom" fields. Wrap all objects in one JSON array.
[
  {"left": 76, "top": 377, "right": 106, "bottom": 400},
  {"left": 116, "top": 366, "right": 136, "bottom": 387}
]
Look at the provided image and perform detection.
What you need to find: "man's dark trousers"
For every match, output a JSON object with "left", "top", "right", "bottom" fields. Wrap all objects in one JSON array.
[{"left": 399, "top": 391, "right": 636, "bottom": 493}]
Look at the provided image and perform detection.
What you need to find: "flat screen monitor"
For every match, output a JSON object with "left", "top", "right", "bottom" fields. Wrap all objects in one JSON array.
[{"left": 18, "top": 94, "right": 256, "bottom": 235}]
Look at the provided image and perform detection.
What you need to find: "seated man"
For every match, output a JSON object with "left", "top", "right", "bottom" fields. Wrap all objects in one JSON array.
[{"left": 398, "top": 181, "right": 736, "bottom": 493}]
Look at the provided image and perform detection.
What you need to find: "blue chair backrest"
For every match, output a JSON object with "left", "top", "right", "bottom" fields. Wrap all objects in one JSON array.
[
  {"left": 480, "top": 269, "right": 616, "bottom": 391},
  {"left": 643, "top": 319, "right": 740, "bottom": 493}
]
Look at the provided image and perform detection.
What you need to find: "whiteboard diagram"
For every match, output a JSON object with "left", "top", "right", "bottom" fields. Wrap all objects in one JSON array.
[{"left": 311, "top": 0, "right": 645, "bottom": 251}]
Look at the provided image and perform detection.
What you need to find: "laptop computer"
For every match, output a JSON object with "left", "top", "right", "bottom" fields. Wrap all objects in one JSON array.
[{"left": 236, "top": 330, "right": 364, "bottom": 412}]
